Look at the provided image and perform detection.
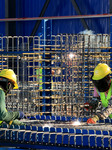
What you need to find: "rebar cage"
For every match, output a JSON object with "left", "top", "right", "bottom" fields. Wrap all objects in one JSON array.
[{"left": 0, "top": 34, "right": 110, "bottom": 117}]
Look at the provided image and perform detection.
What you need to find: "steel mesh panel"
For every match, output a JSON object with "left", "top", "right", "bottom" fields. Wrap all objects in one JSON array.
[{"left": 0, "top": 34, "right": 110, "bottom": 117}]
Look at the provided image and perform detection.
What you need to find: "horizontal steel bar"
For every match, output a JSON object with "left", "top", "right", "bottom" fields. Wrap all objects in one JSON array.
[{"left": 0, "top": 14, "right": 111, "bottom": 22}]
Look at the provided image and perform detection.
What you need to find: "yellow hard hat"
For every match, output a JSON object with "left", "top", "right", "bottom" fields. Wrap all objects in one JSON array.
[
  {"left": 92, "top": 63, "right": 111, "bottom": 80},
  {"left": 0, "top": 69, "right": 18, "bottom": 89}
]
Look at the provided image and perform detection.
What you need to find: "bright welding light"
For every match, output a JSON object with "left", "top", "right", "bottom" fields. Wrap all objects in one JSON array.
[
  {"left": 43, "top": 124, "right": 53, "bottom": 128},
  {"left": 69, "top": 53, "right": 74, "bottom": 59},
  {"left": 72, "top": 120, "right": 81, "bottom": 126}
]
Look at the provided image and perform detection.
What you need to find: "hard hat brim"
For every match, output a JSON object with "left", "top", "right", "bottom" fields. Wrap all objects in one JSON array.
[{"left": 13, "top": 82, "right": 18, "bottom": 89}]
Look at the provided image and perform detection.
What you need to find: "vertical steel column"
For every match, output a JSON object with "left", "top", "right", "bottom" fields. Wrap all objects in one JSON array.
[
  {"left": 42, "top": 20, "right": 52, "bottom": 115},
  {"left": 84, "top": 35, "right": 90, "bottom": 102},
  {"left": 110, "top": 17, "right": 112, "bottom": 70},
  {"left": 65, "top": 35, "right": 68, "bottom": 116},
  {"left": 42, "top": 20, "right": 46, "bottom": 114},
  {"left": 81, "top": 35, "right": 85, "bottom": 104}
]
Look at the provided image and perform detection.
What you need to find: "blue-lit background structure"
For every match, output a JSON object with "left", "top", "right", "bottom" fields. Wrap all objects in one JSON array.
[
  {"left": 0, "top": 0, "right": 110, "bottom": 36},
  {"left": 15, "top": 0, "right": 110, "bottom": 35}
]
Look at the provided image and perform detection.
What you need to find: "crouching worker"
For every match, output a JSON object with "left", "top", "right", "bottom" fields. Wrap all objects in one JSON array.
[
  {"left": 85, "top": 63, "right": 112, "bottom": 124},
  {"left": 0, "top": 69, "right": 25, "bottom": 126}
]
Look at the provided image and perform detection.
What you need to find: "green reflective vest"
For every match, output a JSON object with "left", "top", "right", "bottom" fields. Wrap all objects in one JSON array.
[
  {"left": 98, "top": 82, "right": 112, "bottom": 118},
  {"left": 0, "top": 88, "right": 7, "bottom": 125}
]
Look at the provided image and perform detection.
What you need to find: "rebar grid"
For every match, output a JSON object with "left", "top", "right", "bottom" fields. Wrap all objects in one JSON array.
[{"left": 0, "top": 34, "right": 110, "bottom": 117}]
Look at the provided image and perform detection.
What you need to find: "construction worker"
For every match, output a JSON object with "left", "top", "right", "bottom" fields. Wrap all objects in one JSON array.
[
  {"left": 85, "top": 63, "right": 112, "bottom": 124},
  {"left": 0, "top": 69, "right": 25, "bottom": 126}
]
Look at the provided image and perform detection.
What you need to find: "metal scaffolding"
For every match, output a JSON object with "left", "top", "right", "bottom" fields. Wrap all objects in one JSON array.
[{"left": 0, "top": 34, "right": 110, "bottom": 117}]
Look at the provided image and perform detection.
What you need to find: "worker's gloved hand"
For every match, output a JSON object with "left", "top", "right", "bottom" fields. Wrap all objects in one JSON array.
[
  {"left": 87, "top": 115, "right": 99, "bottom": 124},
  {"left": 87, "top": 118, "right": 96, "bottom": 124},
  {"left": 19, "top": 111, "right": 24, "bottom": 120}
]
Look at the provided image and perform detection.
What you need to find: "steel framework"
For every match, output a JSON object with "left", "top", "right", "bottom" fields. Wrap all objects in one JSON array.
[{"left": 0, "top": 34, "right": 110, "bottom": 118}]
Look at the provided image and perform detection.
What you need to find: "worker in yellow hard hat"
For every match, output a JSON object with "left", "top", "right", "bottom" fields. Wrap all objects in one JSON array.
[
  {"left": 84, "top": 63, "right": 112, "bottom": 124},
  {"left": 0, "top": 69, "right": 25, "bottom": 126}
]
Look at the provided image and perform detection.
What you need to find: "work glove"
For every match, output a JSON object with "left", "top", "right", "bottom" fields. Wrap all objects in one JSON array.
[
  {"left": 12, "top": 119, "right": 26, "bottom": 126},
  {"left": 87, "top": 115, "right": 99, "bottom": 124},
  {"left": 18, "top": 111, "right": 25, "bottom": 120}
]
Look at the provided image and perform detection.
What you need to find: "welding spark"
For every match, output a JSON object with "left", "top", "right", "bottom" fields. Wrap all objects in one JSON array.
[
  {"left": 69, "top": 53, "right": 74, "bottom": 59},
  {"left": 43, "top": 124, "right": 53, "bottom": 128},
  {"left": 72, "top": 120, "right": 81, "bottom": 126}
]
